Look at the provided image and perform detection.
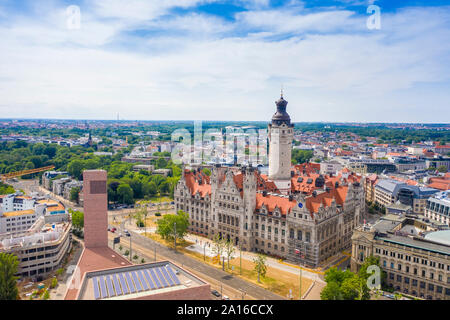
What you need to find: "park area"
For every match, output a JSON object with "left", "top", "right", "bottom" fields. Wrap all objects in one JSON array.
[{"left": 122, "top": 207, "right": 314, "bottom": 300}]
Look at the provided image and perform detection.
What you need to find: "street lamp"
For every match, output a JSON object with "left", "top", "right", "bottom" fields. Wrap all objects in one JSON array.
[
  {"left": 295, "top": 247, "right": 305, "bottom": 300},
  {"left": 203, "top": 242, "right": 207, "bottom": 262},
  {"left": 173, "top": 222, "right": 177, "bottom": 251}
]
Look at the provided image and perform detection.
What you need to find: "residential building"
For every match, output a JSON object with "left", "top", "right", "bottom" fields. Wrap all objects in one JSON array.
[
  {"left": 0, "top": 201, "right": 71, "bottom": 280},
  {"left": 425, "top": 191, "right": 450, "bottom": 227}
]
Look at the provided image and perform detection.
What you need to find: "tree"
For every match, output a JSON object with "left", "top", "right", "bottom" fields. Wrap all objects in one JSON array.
[
  {"left": 156, "top": 157, "right": 167, "bottom": 169},
  {"left": 320, "top": 281, "right": 343, "bottom": 300},
  {"left": 50, "top": 278, "right": 58, "bottom": 289},
  {"left": 156, "top": 210, "right": 189, "bottom": 240},
  {"left": 0, "top": 252, "right": 19, "bottom": 300},
  {"left": 224, "top": 241, "right": 235, "bottom": 269},
  {"left": 117, "top": 183, "right": 134, "bottom": 205},
  {"left": 143, "top": 181, "right": 158, "bottom": 198},
  {"left": 291, "top": 149, "right": 314, "bottom": 165},
  {"left": 67, "top": 159, "right": 84, "bottom": 180},
  {"left": 70, "top": 187, "right": 80, "bottom": 204},
  {"left": 70, "top": 209, "right": 84, "bottom": 229},
  {"left": 134, "top": 206, "right": 147, "bottom": 229},
  {"left": 0, "top": 182, "right": 15, "bottom": 195},
  {"left": 42, "top": 289, "right": 50, "bottom": 300},
  {"left": 159, "top": 181, "right": 170, "bottom": 195},
  {"left": 212, "top": 234, "right": 226, "bottom": 264},
  {"left": 253, "top": 253, "right": 267, "bottom": 283},
  {"left": 437, "top": 165, "right": 448, "bottom": 173}
]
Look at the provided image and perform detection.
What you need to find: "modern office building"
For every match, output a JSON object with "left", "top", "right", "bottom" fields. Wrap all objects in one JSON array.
[{"left": 374, "top": 179, "right": 439, "bottom": 214}]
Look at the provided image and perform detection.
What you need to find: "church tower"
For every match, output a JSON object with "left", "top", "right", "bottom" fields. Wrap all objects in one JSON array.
[{"left": 268, "top": 91, "right": 294, "bottom": 194}]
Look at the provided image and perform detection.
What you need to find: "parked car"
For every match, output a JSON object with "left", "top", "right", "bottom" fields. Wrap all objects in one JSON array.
[
  {"left": 211, "top": 290, "right": 220, "bottom": 297},
  {"left": 222, "top": 295, "right": 230, "bottom": 300}
]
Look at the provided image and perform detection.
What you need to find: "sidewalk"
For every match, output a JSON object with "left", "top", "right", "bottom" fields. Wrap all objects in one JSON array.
[{"left": 124, "top": 220, "right": 325, "bottom": 285}]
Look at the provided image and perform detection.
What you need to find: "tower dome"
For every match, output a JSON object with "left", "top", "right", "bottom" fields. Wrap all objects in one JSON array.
[{"left": 271, "top": 94, "right": 291, "bottom": 126}]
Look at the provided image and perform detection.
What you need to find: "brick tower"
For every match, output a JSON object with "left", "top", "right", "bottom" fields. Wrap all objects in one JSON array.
[{"left": 83, "top": 170, "right": 108, "bottom": 248}]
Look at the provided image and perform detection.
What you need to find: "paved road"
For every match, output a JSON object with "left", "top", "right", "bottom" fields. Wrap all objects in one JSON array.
[{"left": 120, "top": 226, "right": 285, "bottom": 300}]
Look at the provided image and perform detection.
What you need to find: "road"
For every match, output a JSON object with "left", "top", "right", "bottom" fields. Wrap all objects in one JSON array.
[{"left": 116, "top": 220, "right": 285, "bottom": 300}]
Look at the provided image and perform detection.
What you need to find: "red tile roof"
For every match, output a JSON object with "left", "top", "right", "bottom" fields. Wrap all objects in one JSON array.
[
  {"left": 184, "top": 170, "right": 212, "bottom": 197},
  {"left": 255, "top": 193, "right": 296, "bottom": 216}
]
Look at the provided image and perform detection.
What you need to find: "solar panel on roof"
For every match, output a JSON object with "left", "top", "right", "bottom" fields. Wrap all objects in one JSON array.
[
  {"left": 142, "top": 269, "right": 156, "bottom": 289},
  {"left": 165, "top": 266, "right": 181, "bottom": 285},
  {"left": 136, "top": 270, "right": 149, "bottom": 291},
  {"left": 125, "top": 272, "right": 136, "bottom": 293},
  {"left": 148, "top": 268, "right": 162, "bottom": 288},
  {"left": 160, "top": 267, "right": 174, "bottom": 286},
  {"left": 131, "top": 271, "right": 143, "bottom": 292},
  {"left": 155, "top": 268, "right": 169, "bottom": 287},
  {"left": 106, "top": 275, "right": 115, "bottom": 297},
  {"left": 93, "top": 277, "right": 101, "bottom": 300},
  {"left": 118, "top": 273, "right": 129, "bottom": 295},
  {"left": 112, "top": 274, "right": 122, "bottom": 296},
  {"left": 99, "top": 276, "right": 108, "bottom": 298}
]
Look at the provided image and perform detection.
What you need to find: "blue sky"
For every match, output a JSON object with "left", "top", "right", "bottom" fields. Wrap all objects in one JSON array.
[{"left": 0, "top": 0, "right": 449, "bottom": 122}]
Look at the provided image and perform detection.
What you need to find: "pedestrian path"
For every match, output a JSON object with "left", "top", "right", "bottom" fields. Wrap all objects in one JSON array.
[{"left": 124, "top": 220, "right": 330, "bottom": 284}]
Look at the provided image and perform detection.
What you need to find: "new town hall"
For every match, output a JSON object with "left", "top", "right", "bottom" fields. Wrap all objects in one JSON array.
[{"left": 174, "top": 94, "right": 365, "bottom": 267}]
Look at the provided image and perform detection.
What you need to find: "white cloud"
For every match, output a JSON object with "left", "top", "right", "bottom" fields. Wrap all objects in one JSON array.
[{"left": 0, "top": 2, "right": 449, "bottom": 122}]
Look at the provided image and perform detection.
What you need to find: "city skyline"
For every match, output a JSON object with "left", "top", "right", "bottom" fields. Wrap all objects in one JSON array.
[{"left": 0, "top": 0, "right": 449, "bottom": 122}]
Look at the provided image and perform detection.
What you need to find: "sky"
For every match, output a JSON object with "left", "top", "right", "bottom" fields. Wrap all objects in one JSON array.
[{"left": 0, "top": 0, "right": 449, "bottom": 123}]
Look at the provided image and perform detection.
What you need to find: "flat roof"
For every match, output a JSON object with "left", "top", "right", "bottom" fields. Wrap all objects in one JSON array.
[
  {"left": 424, "top": 230, "right": 450, "bottom": 246},
  {"left": 78, "top": 261, "right": 206, "bottom": 300},
  {"left": 64, "top": 247, "right": 132, "bottom": 300},
  {"left": 2, "top": 209, "right": 35, "bottom": 217}
]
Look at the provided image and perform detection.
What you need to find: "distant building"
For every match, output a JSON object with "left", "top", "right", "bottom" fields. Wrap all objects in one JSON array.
[
  {"left": 42, "top": 171, "right": 69, "bottom": 190},
  {"left": 425, "top": 191, "right": 450, "bottom": 227},
  {"left": 133, "top": 164, "right": 155, "bottom": 172},
  {"left": 153, "top": 168, "right": 171, "bottom": 177},
  {"left": 427, "top": 173, "right": 450, "bottom": 191},
  {"left": 374, "top": 179, "right": 438, "bottom": 214},
  {"left": 320, "top": 160, "right": 343, "bottom": 175},
  {"left": 393, "top": 158, "right": 426, "bottom": 173},
  {"left": 425, "top": 157, "right": 450, "bottom": 172}
]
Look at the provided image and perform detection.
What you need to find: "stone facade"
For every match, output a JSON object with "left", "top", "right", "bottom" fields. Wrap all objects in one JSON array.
[
  {"left": 351, "top": 217, "right": 450, "bottom": 300},
  {"left": 174, "top": 94, "right": 365, "bottom": 267}
]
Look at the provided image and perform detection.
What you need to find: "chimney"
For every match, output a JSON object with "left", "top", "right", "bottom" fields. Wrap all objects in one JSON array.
[{"left": 83, "top": 170, "right": 108, "bottom": 249}]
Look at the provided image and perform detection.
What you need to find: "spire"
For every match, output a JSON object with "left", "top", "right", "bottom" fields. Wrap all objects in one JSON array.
[{"left": 280, "top": 85, "right": 284, "bottom": 98}]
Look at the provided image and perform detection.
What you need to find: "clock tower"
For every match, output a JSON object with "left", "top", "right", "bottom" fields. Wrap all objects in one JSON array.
[{"left": 268, "top": 92, "right": 294, "bottom": 194}]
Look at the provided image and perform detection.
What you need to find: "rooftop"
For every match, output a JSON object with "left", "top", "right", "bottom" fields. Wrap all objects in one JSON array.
[{"left": 77, "top": 261, "right": 206, "bottom": 300}]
